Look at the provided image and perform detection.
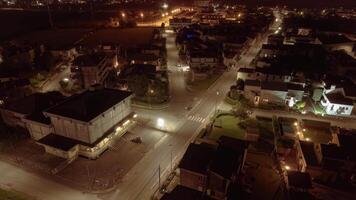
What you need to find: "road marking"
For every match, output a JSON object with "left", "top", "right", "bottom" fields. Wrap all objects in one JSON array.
[{"left": 188, "top": 115, "right": 206, "bottom": 123}]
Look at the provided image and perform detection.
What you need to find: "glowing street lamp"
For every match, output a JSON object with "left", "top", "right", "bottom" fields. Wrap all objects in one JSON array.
[
  {"left": 157, "top": 118, "right": 165, "bottom": 128},
  {"left": 140, "top": 12, "right": 144, "bottom": 18},
  {"left": 162, "top": 3, "right": 168, "bottom": 9},
  {"left": 121, "top": 12, "right": 126, "bottom": 18},
  {"left": 284, "top": 165, "right": 291, "bottom": 170}
]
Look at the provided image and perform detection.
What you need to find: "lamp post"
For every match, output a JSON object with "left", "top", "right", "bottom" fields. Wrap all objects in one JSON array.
[{"left": 215, "top": 90, "right": 220, "bottom": 114}]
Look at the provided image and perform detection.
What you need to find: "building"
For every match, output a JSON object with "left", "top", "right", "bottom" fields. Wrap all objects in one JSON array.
[
  {"left": 179, "top": 143, "right": 215, "bottom": 192},
  {"left": 321, "top": 88, "right": 354, "bottom": 116},
  {"left": 169, "top": 18, "right": 193, "bottom": 29},
  {"left": 188, "top": 51, "right": 219, "bottom": 71},
  {"left": 37, "top": 87, "right": 133, "bottom": 159},
  {"left": 177, "top": 136, "right": 248, "bottom": 200},
  {"left": 71, "top": 53, "right": 117, "bottom": 89},
  {"left": 207, "top": 137, "right": 248, "bottom": 199},
  {"left": 244, "top": 80, "right": 304, "bottom": 107}
]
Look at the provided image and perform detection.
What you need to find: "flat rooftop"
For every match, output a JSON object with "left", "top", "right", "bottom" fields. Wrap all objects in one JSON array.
[
  {"left": 79, "top": 28, "right": 157, "bottom": 47},
  {"left": 45, "top": 88, "right": 132, "bottom": 122}
]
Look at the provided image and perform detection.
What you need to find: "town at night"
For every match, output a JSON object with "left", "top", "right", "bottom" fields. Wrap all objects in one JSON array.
[{"left": 0, "top": 0, "right": 355, "bottom": 200}]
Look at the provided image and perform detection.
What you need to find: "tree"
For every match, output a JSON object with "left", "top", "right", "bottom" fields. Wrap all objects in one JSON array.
[
  {"left": 233, "top": 97, "right": 252, "bottom": 119},
  {"left": 236, "top": 78, "right": 245, "bottom": 90},
  {"left": 127, "top": 74, "right": 149, "bottom": 97}
]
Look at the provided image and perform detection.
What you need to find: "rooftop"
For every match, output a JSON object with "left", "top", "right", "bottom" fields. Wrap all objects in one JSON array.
[
  {"left": 245, "top": 79, "right": 260, "bottom": 87},
  {"left": 325, "top": 91, "right": 353, "bottom": 105},
  {"left": 45, "top": 88, "right": 132, "bottom": 122},
  {"left": 209, "top": 137, "right": 247, "bottom": 179},
  {"left": 37, "top": 134, "right": 78, "bottom": 151},
  {"left": 179, "top": 143, "right": 215, "bottom": 174},
  {"left": 261, "top": 81, "right": 288, "bottom": 92}
]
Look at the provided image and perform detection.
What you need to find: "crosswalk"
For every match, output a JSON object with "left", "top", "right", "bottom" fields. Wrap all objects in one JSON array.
[{"left": 187, "top": 115, "right": 206, "bottom": 123}]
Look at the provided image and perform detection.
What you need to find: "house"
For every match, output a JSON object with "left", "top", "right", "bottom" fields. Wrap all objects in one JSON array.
[
  {"left": 39, "top": 87, "right": 133, "bottom": 159},
  {"left": 236, "top": 68, "right": 255, "bottom": 81},
  {"left": 243, "top": 80, "right": 304, "bottom": 107},
  {"left": 71, "top": 52, "right": 117, "bottom": 89},
  {"left": 207, "top": 136, "right": 248, "bottom": 199},
  {"left": 177, "top": 137, "right": 248, "bottom": 200},
  {"left": 169, "top": 18, "right": 193, "bottom": 29},
  {"left": 188, "top": 51, "right": 219, "bottom": 71},
  {"left": 179, "top": 143, "right": 215, "bottom": 192},
  {"left": 127, "top": 53, "right": 161, "bottom": 68},
  {"left": 321, "top": 88, "right": 353, "bottom": 116},
  {"left": 237, "top": 67, "right": 296, "bottom": 83},
  {"left": 296, "top": 131, "right": 356, "bottom": 182}
]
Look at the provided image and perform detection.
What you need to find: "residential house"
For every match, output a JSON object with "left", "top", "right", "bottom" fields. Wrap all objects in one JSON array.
[
  {"left": 71, "top": 52, "right": 117, "bottom": 89},
  {"left": 179, "top": 143, "right": 215, "bottom": 192},
  {"left": 177, "top": 136, "right": 248, "bottom": 200},
  {"left": 243, "top": 80, "right": 304, "bottom": 107},
  {"left": 169, "top": 18, "right": 193, "bottom": 29},
  {"left": 321, "top": 88, "right": 353, "bottom": 116},
  {"left": 207, "top": 136, "right": 248, "bottom": 199}
]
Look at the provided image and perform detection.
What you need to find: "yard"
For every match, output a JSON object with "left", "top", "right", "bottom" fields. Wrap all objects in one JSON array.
[{"left": 208, "top": 114, "right": 246, "bottom": 141}]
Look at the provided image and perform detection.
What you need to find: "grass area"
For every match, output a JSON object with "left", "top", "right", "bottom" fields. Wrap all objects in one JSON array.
[
  {"left": 0, "top": 188, "right": 32, "bottom": 200},
  {"left": 209, "top": 114, "right": 246, "bottom": 140},
  {"left": 187, "top": 72, "right": 222, "bottom": 91}
]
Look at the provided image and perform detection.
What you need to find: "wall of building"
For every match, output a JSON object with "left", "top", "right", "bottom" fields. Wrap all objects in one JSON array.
[
  {"left": 25, "top": 121, "right": 53, "bottom": 140},
  {"left": 87, "top": 97, "right": 131, "bottom": 144},
  {"left": 180, "top": 169, "right": 207, "bottom": 192},
  {"left": 0, "top": 110, "right": 26, "bottom": 128},
  {"left": 261, "top": 90, "right": 287, "bottom": 104},
  {"left": 50, "top": 116, "right": 91, "bottom": 144}
]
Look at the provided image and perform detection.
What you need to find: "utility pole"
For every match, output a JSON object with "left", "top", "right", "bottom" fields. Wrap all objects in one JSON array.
[
  {"left": 47, "top": 0, "right": 54, "bottom": 29},
  {"left": 158, "top": 165, "right": 161, "bottom": 189}
]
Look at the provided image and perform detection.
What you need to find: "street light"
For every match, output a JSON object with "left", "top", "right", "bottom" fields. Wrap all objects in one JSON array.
[
  {"left": 140, "top": 12, "right": 144, "bottom": 18},
  {"left": 121, "top": 12, "right": 126, "bottom": 18},
  {"left": 215, "top": 91, "right": 220, "bottom": 114},
  {"left": 162, "top": 3, "right": 168, "bottom": 9},
  {"left": 157, "top": 118, "right": 165, "bottom": 128}
]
